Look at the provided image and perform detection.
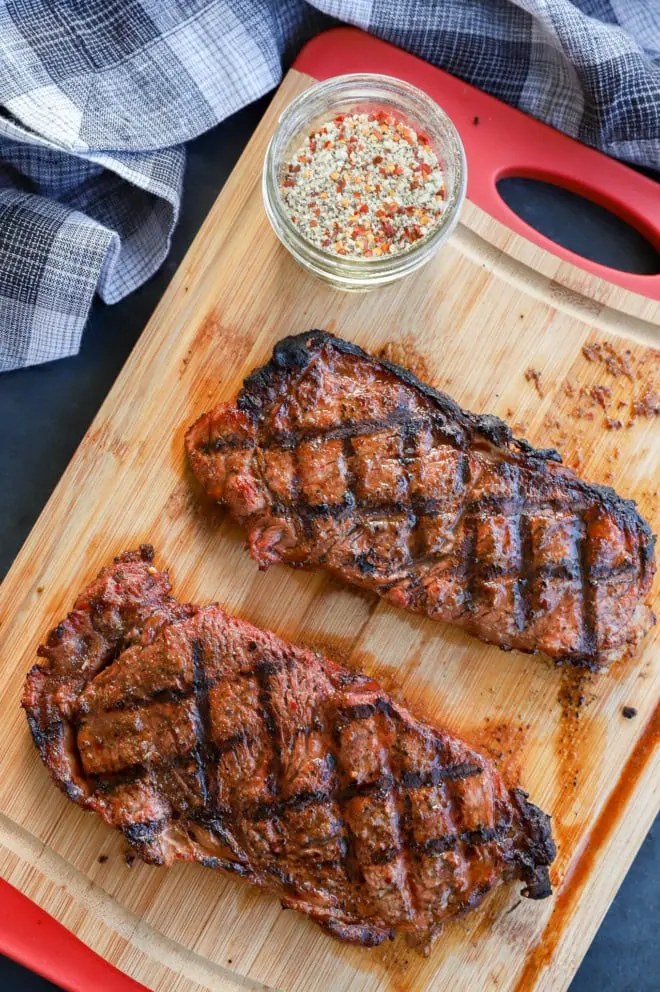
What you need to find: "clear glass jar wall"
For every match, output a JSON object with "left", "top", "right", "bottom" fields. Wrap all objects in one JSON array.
[{"left": 263, "top": 74, "right": 468, "bottom": 292}]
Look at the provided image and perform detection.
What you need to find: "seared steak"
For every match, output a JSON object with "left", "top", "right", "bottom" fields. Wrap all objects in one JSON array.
[
  {"left": 23, "top": 547, "right": 555, "bottom": 949},
  {"left": 186, "top": 331, "right": 656, "bottom": 669}
]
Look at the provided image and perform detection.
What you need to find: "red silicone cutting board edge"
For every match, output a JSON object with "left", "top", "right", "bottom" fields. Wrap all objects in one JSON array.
[
  {"left": 2, "top": 24, "right": 658, "bottom": 992},
  {"left": 0, "top": 881, "right": 146, "bottom": 991}
]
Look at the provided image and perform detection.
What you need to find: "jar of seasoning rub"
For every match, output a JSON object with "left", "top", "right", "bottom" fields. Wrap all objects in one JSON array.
[{"left": 263, "top": 73, "right": 467, "bottom": 292}]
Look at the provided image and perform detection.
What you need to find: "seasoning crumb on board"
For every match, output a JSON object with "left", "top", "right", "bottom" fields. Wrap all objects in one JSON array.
[
  {"left": 555, "top": 669, "right": 596, "bottom": 797},
  {"left": 280, "top": 111, "right": 446, "bottom": 257},
  {"left": 622, "top": 706, "right": 637, "bottom": 719},
  {"left": 98, "top": 855, "right": 108, "bottom": 864},
  {"left": 524, "top": 367, "right": 544, "bottom": 398},
  {"left": 557, "top": 671, "right": 592, "bottom": 717},
  {"left": 590, "top": 385, "right": 611, "bottom": 409},
  {"left": 125, "top": 853, "right": 135, "bottom": 867},
  {"left": 522, "top": 340, "right": 658, "bottom": 478},
  {"left": 582, "top": 341, "right": 635, "bottom": 379},
  {"left": 631, "top": 387, "right": 660, "bottom": 418}
]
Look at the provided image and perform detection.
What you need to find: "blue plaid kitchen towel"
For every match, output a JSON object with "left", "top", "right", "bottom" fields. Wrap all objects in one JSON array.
[{"left": 1, "top": 1, "right": 658, "bottom": 371}]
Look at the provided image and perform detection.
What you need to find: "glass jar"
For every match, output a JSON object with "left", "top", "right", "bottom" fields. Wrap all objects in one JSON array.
[{"left": 262, "top": 73, "right": 467, "bottom": 292}]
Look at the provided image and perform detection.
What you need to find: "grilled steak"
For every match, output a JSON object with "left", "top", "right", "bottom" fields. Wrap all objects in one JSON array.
[
  {"left": 23, "top": 547, "right": 555, "bottom": 949},
  {"left": 186, "top": 330, "right": 656, "bottom": 669}
]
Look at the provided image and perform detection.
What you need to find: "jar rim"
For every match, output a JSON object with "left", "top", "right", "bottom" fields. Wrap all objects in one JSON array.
[{"left": 263, "top": 73, "right": 467, "bottom": 276}]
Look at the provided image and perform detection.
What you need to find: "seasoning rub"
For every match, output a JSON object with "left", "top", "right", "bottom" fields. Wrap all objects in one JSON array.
[{"left": 280, "top": 111, "right": 446, "bottom": 257}]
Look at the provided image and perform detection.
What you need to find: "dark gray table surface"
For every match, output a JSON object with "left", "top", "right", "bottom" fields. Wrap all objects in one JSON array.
[{"left": 0, "top": 93, "right": 657, "bottom": 992}]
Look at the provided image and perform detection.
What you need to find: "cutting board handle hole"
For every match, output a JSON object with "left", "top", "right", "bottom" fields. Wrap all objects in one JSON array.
[{"left": 496, "top": 176, "right": 660, "bottom": 276}]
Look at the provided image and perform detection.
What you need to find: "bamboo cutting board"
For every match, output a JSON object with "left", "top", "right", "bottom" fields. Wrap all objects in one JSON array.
[{"left": 0, "top": 63, "right": 659, "bottom": 992}]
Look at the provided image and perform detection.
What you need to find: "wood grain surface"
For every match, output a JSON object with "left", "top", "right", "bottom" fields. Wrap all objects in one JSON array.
[{"left": 0, "top": 70, "right": 658, "bottom": 992}]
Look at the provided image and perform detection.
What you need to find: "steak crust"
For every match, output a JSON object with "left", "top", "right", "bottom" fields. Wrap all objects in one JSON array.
[
  {"left": 186, "top": 331, "right": 656, "bottom": 669},
  {"left": 23, "top": 547, "right": 555, "bottom": 950}
]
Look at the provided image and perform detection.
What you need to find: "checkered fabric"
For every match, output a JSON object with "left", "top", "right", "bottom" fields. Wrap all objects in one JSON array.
[{"left": 1, "top": 1, "right": 658, "bottom": 371}]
